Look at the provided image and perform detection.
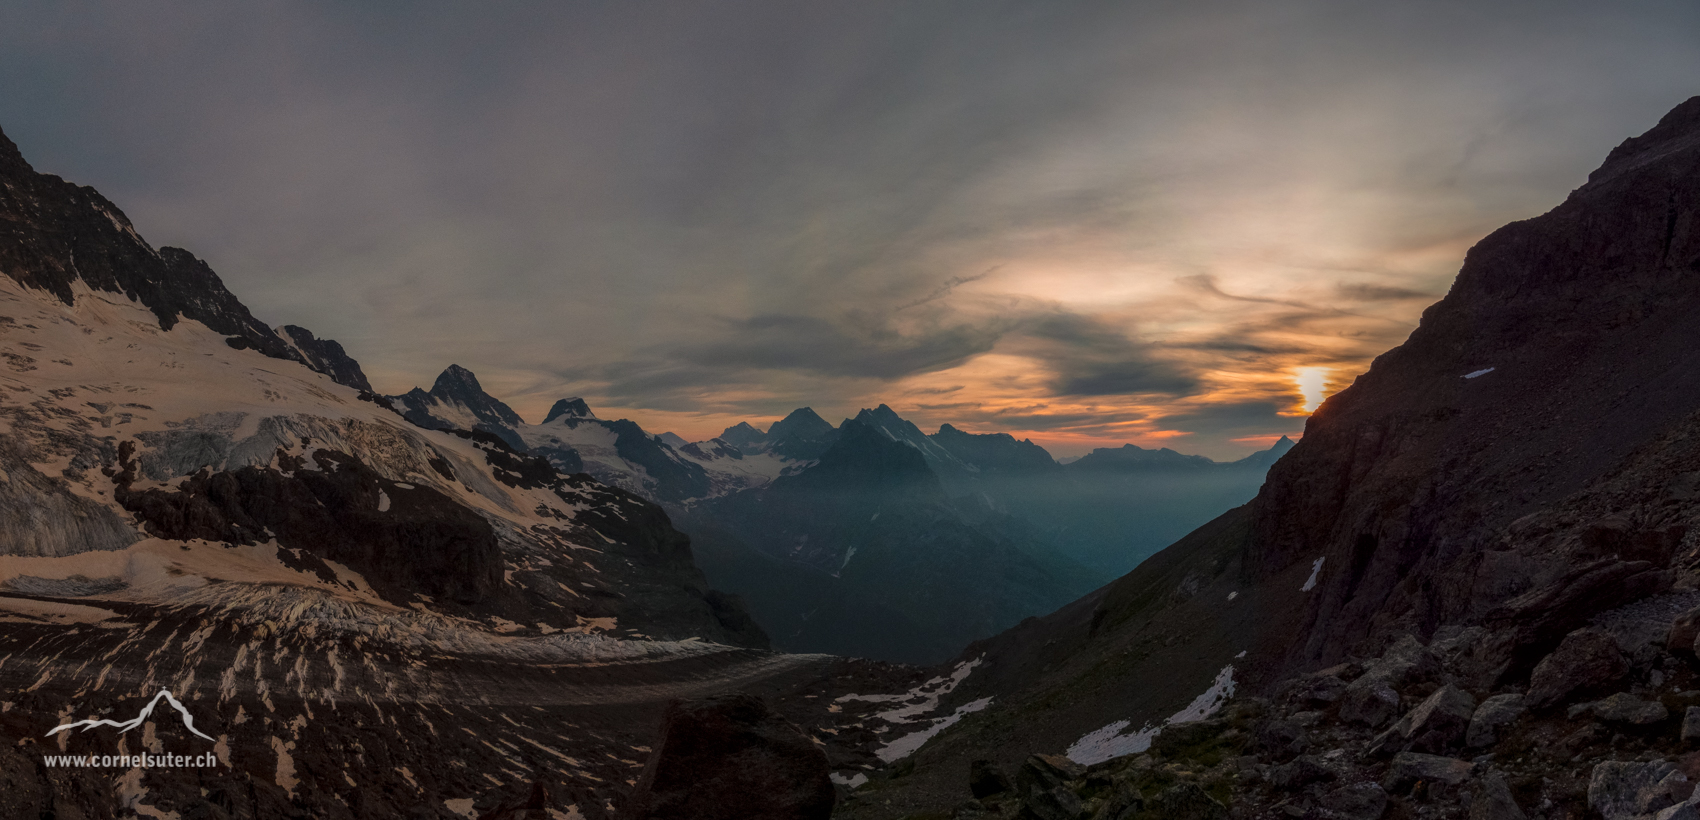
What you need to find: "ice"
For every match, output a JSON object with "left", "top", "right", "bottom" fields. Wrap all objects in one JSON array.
[
  {"left": 1066, "top": 664, "right": 1236, "bottom": 765},
  {"left": 1301, "top": 557, "right": 1324, "bottom": 591}
]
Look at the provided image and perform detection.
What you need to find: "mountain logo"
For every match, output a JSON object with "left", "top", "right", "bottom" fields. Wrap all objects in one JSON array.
[{"left": 46, "top": 689, "right": 216, "bottom": 742}]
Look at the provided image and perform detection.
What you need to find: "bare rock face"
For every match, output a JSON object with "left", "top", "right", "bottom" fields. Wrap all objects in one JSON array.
[
  {"left": 621, "top": 694, "right": 834, "bottom": 820},
  {"left": 1222, "top": 94, "right": 1700, "bottom": 674},
  {"left": 1527, "top": 629, "right": 1629, "bottom": 710},
  {"left": 114, "top": 443, "right": 503, "bottom": 605}
]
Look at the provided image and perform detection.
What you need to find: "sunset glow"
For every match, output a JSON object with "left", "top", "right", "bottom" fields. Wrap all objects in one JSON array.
[
  {"left": 6, "top": 3, "right": 1694, "bottom": 460},
  {"left": 1296, "top": 367, "right": 1330, "bottom": 413}
]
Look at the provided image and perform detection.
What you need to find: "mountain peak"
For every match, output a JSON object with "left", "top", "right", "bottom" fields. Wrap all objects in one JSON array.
[
  {"left": 768, "top": 407, "right": 834, "bottom": 440},
  {"left": 432, "top": 364, "right": 484, "bottom": 396},
  {"left": 0, "top": 125, "right": 30, "bottom": 175},
  {"left": 1587, "top": 95, "right": 1700, "bottom": 189},
  {"left": 543, "top": 397, "right": 597, "bottom": 423},
  {"left": 718, "top": 421, "right": 768, "bottom": 451},
  {"left": 389, "top": 363, "right": 525, "bottom": 437},
  {"left": 275, "top": 325, "right": 372, "bottom": 391}
]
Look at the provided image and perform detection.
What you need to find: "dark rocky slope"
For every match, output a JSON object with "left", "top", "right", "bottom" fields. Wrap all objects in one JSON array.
[{"left": 833, "top": 96, "right": 1700, "bottom": 819}]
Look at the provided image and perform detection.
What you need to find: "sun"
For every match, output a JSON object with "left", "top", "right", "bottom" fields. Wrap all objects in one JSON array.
[{"left": 1295, "top": 367, "right": 1330, "bottom": 413}]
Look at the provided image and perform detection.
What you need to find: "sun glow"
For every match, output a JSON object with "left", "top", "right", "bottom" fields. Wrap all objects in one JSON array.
[{"left": 1295, "top": 367, "right": 1330, "bottom": 413}]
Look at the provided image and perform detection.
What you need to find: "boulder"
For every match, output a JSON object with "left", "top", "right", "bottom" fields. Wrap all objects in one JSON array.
[
  {"left": 1093, "top": 782, "right": 1143, "bottom": 820},
  {"left": 1527, "top": 629, "right": 1629, "bottom": 710},
  {"left": 1587, "top": 760, "right": 1684, "bottom": 820},
  {"left": 1016, "top": 754, "right": 1084, "bottom": 807},
  {"left": 1684, "top": 707, "right": 1700, "bottom": 744},
  {"left": 1592, "top": 693, "right": 1671, "bottom": 726},
  {"left": 1148, "top": 782, "right": 1228, "bottom": 820},
  {"left": 1267, "top": 755, "right": 1335, "bottom": 790},
  {"left": 1657, "top": 803, "right": 1700, "bottom": 820},
  {"left": 619, "top": 694, "right": 834, "bottom": 820},
  {"left": 1670, "top": 607, "right": 1700, "bottom": 655},
  {"left": 1288, "top": 674, "right": 1351, "bottom": 707},
  {"left": 1403, "top": 684, "right": 1477, "bottom": 752},
  {"left": 1018, "top": 786, "right": 1082, "bottom": 820},
  {"left": 969, "top": 759, "right": 1013, "bottom": 799},
  {"left": 1466, "top": 694, "right": 1527, "bottom": 748},
  {"left": 1255, "top": 717, "right": 1307, "bottom": 758},
  {"left": 1338, "top": 675, "right": 1403, "bottom": 728},
  {"left": 1386, "top": 753, "right": 1474, "bottom": 790},
  {"left": 1318, "top": 782, "right": 1388, "bottom": 820},
  {"left": 1376, "top": 635, "right": 1442, "bottom": 687},
  {"left": 1469, "top": 770, "right": 1528, "bottom": 820}
]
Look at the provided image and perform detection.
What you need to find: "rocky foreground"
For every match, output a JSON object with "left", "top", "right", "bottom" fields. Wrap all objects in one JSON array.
[{"left": 915, "top": 594, "right": 1700, "bottom": 820}]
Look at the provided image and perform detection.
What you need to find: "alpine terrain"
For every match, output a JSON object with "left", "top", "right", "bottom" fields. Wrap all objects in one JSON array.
[{"left": 823, "top": 95, "right": 1700, "bottom": 820}]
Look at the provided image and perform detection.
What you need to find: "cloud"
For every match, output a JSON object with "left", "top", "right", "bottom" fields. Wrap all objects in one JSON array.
[
  {"left": 3, "top": 0, "right": 1699, "bottom": 455},
  {"left": 1335, "top": 283, "right": 1437, "bottom": 301},
  {"left": 677, "top": 313, "right": 1008, "bottom": 380},
  {"left": 1156, "top": 401, "right": 1289, "bottom": 438}
]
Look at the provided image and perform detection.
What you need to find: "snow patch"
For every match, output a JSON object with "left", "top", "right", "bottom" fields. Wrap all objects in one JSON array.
[
  {"left": 377, "top": 490, "right": 391, "bottom": 513},
  {"left": 1301, "top": 557, "right": 1324, "bottom": 592},
  {"left": 876, "top": 697, "right": 993, "bottom": 763},
  {"left": 831, "top": 772, "right": 870, "bottom": 789},
  {"left": 1066, "top": 664, "right": 1237, "bottom": 765},
  {"left": 837, "top": 656, "right": 981, "bottom": 723},
  {"left": 1463, "top": 367, "right": 1495, "bottom": 379}
]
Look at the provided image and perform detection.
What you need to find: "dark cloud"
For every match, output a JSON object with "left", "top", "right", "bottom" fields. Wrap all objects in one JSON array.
[
  {"left": 1156, "top": 401, "right": 1288, "bottom": 438},
  {"left": 1177, "top": 274, "right": 1305, "bottom": 307},
  {"left": 1016, "top": 313, "right": 1202, "bottom": 397},
  {"left": 1335, "top": 283, "right": 1438, "bottom": 301},
  {"left": 677, "top": 313, "right": 1007, "bottom": 380}
]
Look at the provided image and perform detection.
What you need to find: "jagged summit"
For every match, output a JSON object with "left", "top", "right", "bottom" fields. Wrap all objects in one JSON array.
[
  {"left": 767, "top": 406, "right": 835, "bottom": 441},
  {"left": 0, "top": 124, "right": 369, "bottom": 389},
  {"left": 276, "top": 324, "right": 371, "bottom": 391},
  {"left": 0, "top": 125, "right": 32, "bottom": 174},
  {"left": 543, "top": 397, "right": 597, "bottom": 423},
  {"left": 717, "top": 421, "right": 767, "bottom": 450},
  {"left": 1584, "top": 95, "right": 1700, "bottom": 190},
  {"left": 390, "top": 364, "right": 527, "bottom": 449}
]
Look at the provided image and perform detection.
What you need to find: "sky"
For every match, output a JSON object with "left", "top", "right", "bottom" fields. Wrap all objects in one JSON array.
[{"left": 2, "top": 1, "right": 1698, "bottom": 459}]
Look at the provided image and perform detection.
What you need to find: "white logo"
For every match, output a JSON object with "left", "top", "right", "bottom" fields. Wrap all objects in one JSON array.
[{"left": 47, "top": 689, "right": 215, "bottom": 742}]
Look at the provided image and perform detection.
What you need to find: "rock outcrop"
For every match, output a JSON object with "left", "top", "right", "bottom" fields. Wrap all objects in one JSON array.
[{"left": 620, "top": 694, "right": 834, "bottom": 820}]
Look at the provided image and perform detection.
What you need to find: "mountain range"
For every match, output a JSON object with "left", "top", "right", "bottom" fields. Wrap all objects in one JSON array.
[
  {"left": 6, "top": 93, "right": 1698, "bottom": 820},
  {"left": 381, "top": 366, "right": 1292, "bottom": 662}
]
